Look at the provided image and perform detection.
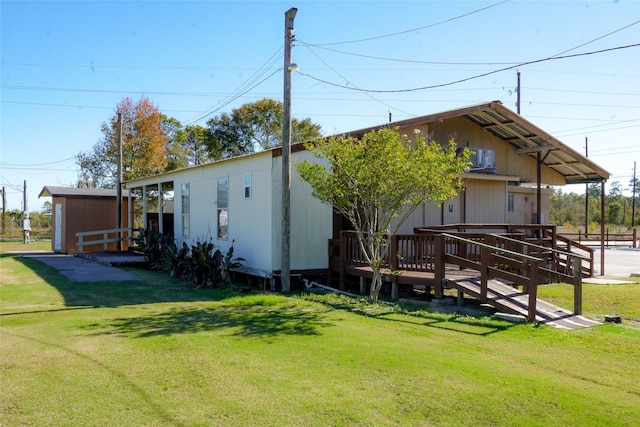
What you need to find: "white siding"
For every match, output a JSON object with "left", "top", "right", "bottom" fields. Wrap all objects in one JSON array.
[
  {"left": 157, "top": 152, "right": 275, "bottom": 272},
  {"left": 271, "top": 150, "right": 333, "bottom": 271}
]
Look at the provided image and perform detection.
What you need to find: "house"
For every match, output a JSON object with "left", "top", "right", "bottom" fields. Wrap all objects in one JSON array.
[
  {"left": 38, "top": 186, "right": 133, "bottom": 254},
  {"left": 125, "top": 101, "right": 609, "bottom": 279}
]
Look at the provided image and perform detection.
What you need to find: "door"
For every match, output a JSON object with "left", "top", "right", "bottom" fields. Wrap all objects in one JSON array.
[{"left": 54, "top": 203, "right": 62, "bottom": 251}]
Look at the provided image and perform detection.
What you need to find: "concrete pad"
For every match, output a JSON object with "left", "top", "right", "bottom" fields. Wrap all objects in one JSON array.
[
  {"left": 583, "top": 278, "right": 635, "bottom": 285},
  {"left": 21, "top": 253, "right": 139, "bottom": 282},
  {"left": 591, "top": 248, "right": 640, "bottom": 279}
]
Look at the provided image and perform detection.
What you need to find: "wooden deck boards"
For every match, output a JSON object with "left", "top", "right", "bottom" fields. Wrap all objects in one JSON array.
[
  {"left": 447, "top": 276, "right": 601, "bottom": 330},
  {"left": 344, "top": 264, "right": 600, "bottom": 329}
]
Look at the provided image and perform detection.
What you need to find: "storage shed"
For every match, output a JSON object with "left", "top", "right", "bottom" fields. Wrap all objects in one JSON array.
[{"left": 38, "top": 186, "right": 133, "bottom": 254}]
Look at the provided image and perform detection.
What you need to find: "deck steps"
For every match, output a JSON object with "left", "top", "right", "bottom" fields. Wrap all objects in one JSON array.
[{"left": 446, "top": 276, "right": 601, "bottom": 330}]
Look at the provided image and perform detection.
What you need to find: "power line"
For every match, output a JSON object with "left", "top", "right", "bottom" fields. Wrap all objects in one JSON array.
[
  {"left": 0, "top": 85, "right": 244, "bottom": 97},
  {"left": 299, "top": 20, "right": 640, "bottom": 65},
  {"left": 301, "top": 42, "right": 414, "bottom": 119},
  {"left": 1, "top": 100, "right": 210, "bottom": 113},
  {"left": 525, "top": 87, "right": 639, "bottom": 97},
  {"left": 296, "top": 43, "right": 640, "bottom": 93},
  {"left": 308, "top": 0, "right": 510, "bottom": 46},
  {"left": 0, "top": 157, "right": 76, "bottom": 167},
  {"left": 181, "top": 47, "right": 284, "bottom": 126}
]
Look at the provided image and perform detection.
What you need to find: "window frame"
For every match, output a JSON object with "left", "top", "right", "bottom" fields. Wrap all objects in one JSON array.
[
  {"left": 181, "top": 183, "right": 190, "bottom": 239},
  {"left": 217, "top": 177, "right": 229, "bottom": 240}
]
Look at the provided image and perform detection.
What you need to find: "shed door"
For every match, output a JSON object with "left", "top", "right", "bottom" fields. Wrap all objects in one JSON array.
[{"left": 54, "top": 203, "right": 62, "bottom": 251}]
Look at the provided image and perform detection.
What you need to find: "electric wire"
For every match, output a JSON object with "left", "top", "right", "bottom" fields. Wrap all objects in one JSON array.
[
  {"left": 299, "top": 18, "right": 638, "bottom": 65},
  {"left": 309, "top": 0, "right": 510, "bottom": 46},
  {"left": 181, "top": 46, "right": 283, "bottom": 126},
  {"left": 300, "top": 42, "right": 415, "bottom": 119},
  {"left": 296, "top": 43, "right": 640, "bottom": 93}
]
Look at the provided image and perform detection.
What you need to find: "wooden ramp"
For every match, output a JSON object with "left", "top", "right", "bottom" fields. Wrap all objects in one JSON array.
[{"left": 447, "top": 275, "right": 601, "bottom": 330}]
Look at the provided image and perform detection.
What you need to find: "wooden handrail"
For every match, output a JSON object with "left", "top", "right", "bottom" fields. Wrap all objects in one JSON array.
[
  {"left": 440, "top": 233, "right": 544, "bottom": 262},
  {"left": 489, "top": 233, "right": 590, "bottom": 261},
  {"left": 76, "top": 227, "right": 131, "bottom": 252}
]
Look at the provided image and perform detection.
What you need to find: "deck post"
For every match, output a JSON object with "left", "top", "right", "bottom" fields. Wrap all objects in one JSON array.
[
  {"left": 573, "top": 256, "right": 583, "bottom": 315},
  {"left": 480, "top": 246, "right": 489, "bottom": 303},
  {"left": 390, "top": 235, "right": 398, "bottom": 271},
  {"left": 339, "top": 231, "right": 347, "bottom": 290},
  {"left": 527, "top": 260, "right": 539, "bottom": 322},
  {"left": 434, "top": 234, "right": 445, "bottom": 298}
]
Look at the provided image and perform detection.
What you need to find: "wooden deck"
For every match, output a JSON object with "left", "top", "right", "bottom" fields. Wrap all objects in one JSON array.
[
  {"left": 333, "top": 226, "right": 598, "bottom": 328},
  {"left": 446, "top": 275, "right": 601, "bottom": 330},
  {"left": 344, "top": 265, "right": 599, "bottom": 329}
]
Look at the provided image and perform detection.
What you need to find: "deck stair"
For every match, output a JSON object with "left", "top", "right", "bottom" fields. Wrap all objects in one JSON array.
[
  {"left": 331, "top": 225, "right": 599, "bottom": 328},
  {"left": 445, "top": 275, "right": 601, "bottom": 330}
]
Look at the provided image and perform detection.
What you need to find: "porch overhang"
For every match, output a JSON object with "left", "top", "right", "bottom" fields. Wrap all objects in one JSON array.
[{"left": 345, "top": 101, "right": 610, "bottom": 185}]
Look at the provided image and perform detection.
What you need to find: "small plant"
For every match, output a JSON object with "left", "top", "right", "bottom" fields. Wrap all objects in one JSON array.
[
  {"left": 136, "top": 232, "right": 244, "bottom": 289},
  {"left": 214, "top": 244, "right": 245, "bottom": 285},
  {"left": 139, "top": 230, "right": 177, "bottom": 272}
]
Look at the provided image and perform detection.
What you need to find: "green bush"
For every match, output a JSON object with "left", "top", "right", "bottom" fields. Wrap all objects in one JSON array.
[{"left": 137, "top": 231, "right": 243, "bottom": 288}]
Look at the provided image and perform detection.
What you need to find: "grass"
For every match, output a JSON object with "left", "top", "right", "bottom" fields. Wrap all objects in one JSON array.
[{"left": 1, "top": 242, "right": 639, "bottom": 426}]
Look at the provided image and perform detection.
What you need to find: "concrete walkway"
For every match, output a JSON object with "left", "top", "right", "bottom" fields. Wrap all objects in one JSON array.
[
  {"left": 20, "top": 253, "right": 141, "bottom": 282},
  {"left": 585, "top": 247, "right": 640, "bottom": 284}
]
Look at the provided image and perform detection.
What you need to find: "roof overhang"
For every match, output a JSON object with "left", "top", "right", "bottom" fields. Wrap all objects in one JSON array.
[
  {"left": 38, "top": 186, "right": 130, "bottom": 198},
  {"left": 345, "top": 101, "right": 610, "bottom": 185}
]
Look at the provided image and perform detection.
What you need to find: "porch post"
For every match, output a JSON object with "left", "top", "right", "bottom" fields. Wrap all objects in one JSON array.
[
  {"left": 434, "top": 234, "right": 445, "bottom": 298},
  {"left": 527, "top": 260, "right": 539, "bottom": 322},
  {"left": 573, "top": 256, "right": 583, "bottom": 315},
  {"left": 158, "top": 183, "right": 163, "bottom": 235},
  {"left": 142, "top": 186, "right": 148, "bottom": 230},
  {"left": 600, "top": 180, "right": 605, "bottom": 275}
]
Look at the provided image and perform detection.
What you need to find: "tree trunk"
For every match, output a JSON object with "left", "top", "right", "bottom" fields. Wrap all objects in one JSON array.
[{"left": 368, "top": 268, "right": 383, "bottom": 303}]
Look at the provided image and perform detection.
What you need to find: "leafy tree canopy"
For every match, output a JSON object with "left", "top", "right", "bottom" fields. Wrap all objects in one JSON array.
[
  {"left": 207, "top": 98, "right": 323, "bottom": 157},
  {"left": 77, "top": 97, "right": 168, "bottom": 188},
  {"left": 297, "top": 128, "right": 469, "bottom": 303}
]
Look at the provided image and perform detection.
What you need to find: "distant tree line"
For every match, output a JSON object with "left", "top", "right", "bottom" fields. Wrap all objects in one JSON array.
[
  {"left": 76, "top": 97, "right": 323, "bottom": 189},
  {"left": 550, "top": 179, "right": 639, "bottom": 231}
]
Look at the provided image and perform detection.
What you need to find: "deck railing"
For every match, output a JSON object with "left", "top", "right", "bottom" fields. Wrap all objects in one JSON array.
[
  {"left": 334, "top": 226, "right": 587, "bottom": 321},
  {"left": 559, "top": 229, "right": 637, "bottom": 248},
  {"left": 76, "top": 227, "right": 131, "bottom": 252}
]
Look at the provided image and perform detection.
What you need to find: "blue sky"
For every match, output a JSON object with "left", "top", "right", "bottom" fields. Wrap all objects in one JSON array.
[{"left": 1, "top": 0, "right": 639, "bottom": 212}]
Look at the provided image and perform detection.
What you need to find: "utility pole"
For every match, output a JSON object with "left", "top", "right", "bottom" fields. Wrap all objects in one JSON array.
[
  {"left": 116, "top": 112, "right": 123, "bottom": 251},
  {"left": 23, "top": 180, "right": 30, "bottom": 244},
  {"left": 516, "top": 71, "right": 521, "bottom": 114},
  {"left": 585, "top": 137, "right": 589, "bottom": 238},
  {"left": 632, "top": 160, "right": 637, "bottom": 228},
  {"left": 281, "top": 7, "right": 297, "bottom": 293},
  {"left": 1, "top": 186, "right": 5, "bottom": 235}
]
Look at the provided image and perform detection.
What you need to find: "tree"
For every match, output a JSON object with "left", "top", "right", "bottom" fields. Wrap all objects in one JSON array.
[
  {"left": 297, "top": 128, "right": 469, "bottom": 304},
  {"left": 163, "top": 115, "right": 189, "bottom": 171},
  {"left": 207, "top": 98, "right": 323, "bottom": 157},
  {"left": 165, "top": 119, "right": 216, "bottom": 170},
  {"left": 41, "top": 201, "right": 52, "bottom": 215},
  {"left": 77, "top": 97, "right": 168, "bottom": 188},
  {"left": 182, "top": 125, "right": 217, "bottom": 166}
]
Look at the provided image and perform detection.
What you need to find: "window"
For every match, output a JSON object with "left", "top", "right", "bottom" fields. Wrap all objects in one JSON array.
[
  {"left": 181, "top": 183, "right": 190, "bottom": 238},
  {"left": 217, "top": 177, "right": 228, "bottom": 239},
  {"left": 508, "top": 194, "right": 515, "bottom": 212},
  {"left": 244, "top": 172, "right": 251, "bottom": 199}
]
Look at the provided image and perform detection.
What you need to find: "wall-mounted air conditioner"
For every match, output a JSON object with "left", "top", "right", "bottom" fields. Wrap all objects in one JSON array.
[{"left": 467, "top": 148, "right": 496, "bottom": 174}]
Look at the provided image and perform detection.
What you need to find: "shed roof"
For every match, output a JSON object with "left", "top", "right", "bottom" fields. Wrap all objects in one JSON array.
[
  {"left": 346, "top": 101, "right": 610, "bottom": 184},
  {"left": 38, "top": 186, "right": 130, "bottom": 198}
]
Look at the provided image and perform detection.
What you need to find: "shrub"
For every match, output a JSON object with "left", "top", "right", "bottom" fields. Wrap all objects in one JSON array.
[{"left": 137, "top": 231, "right": 244, "bottom": 288}]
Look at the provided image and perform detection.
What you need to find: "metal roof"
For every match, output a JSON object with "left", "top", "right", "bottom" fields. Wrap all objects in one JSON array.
[
  {"left": 38, "top": 186, "right": 130, "bottom": 198},
  {"left": 347, "top": 101, "right": 610, "bottom": 184}
]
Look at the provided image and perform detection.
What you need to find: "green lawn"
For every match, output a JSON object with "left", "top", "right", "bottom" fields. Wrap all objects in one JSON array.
[{"left": 1, "top": 242, "right": 639, "bottom": 426}]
